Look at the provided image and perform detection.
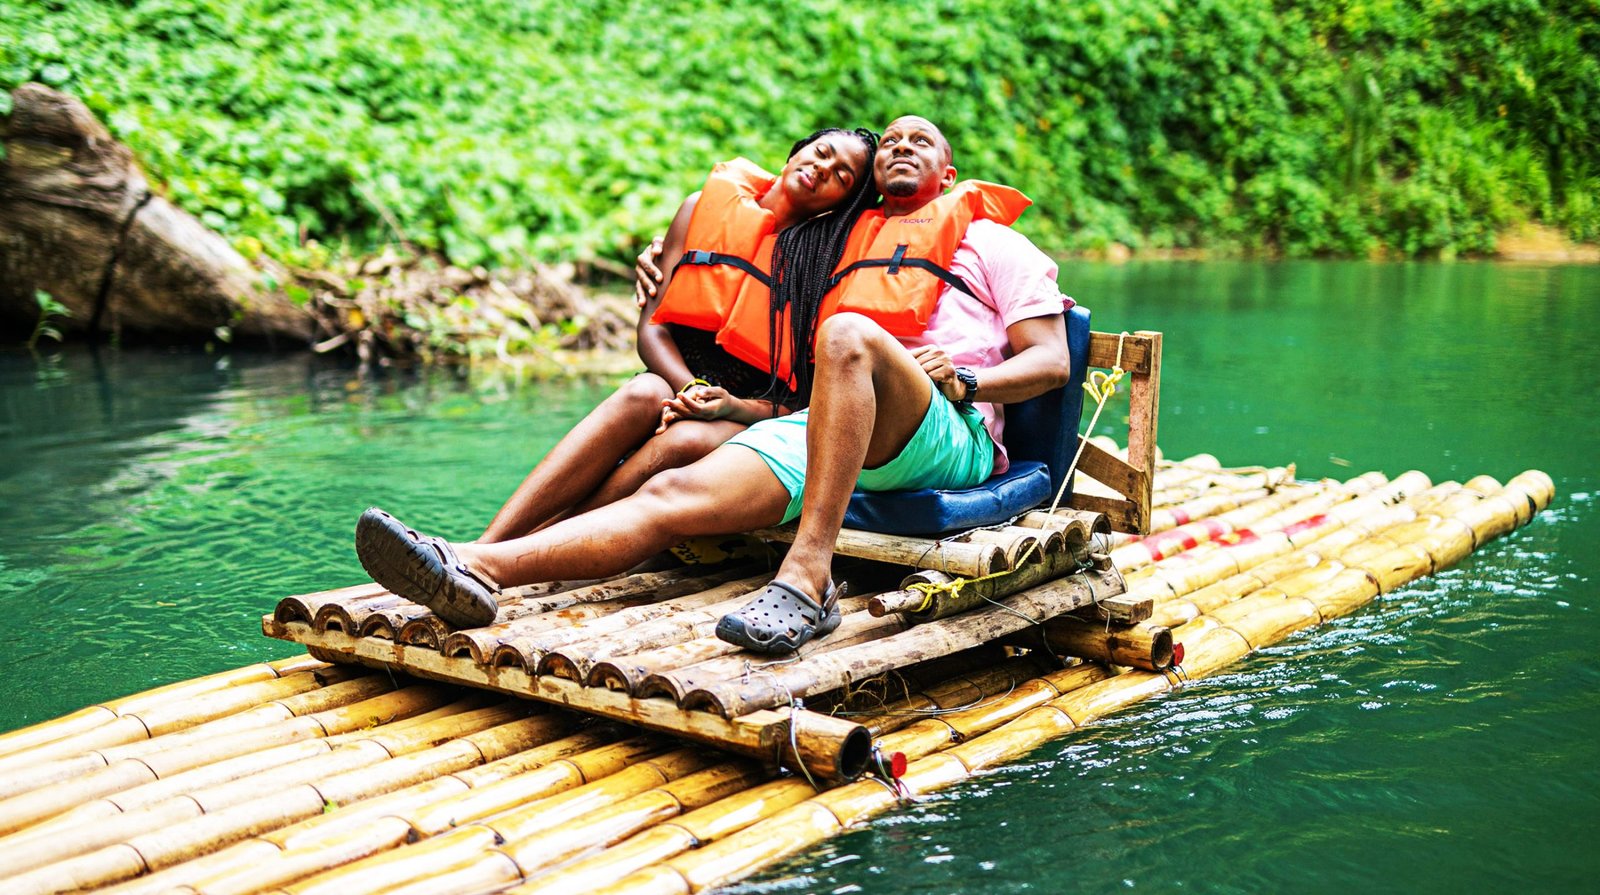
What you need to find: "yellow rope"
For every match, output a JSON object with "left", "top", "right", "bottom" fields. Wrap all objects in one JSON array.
[
  {"left": 677, "top": 377, "right": 711, "bottom": 395},
  {"left": 907, "top": 332, "right": 1131, "bottom": 614}
]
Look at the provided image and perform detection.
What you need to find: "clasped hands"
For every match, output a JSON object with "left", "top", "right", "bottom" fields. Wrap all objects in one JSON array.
[
  {"left": 657, "top": 383, "right": 735, "bottom": 433},
  {"left": 657, "top": 383, "right": 782, "bottom": 434}
]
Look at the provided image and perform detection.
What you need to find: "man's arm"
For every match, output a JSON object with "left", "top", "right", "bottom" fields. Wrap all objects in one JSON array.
[
  {"left": 917, "top": 314, "right": 1069, "bottom": 405},
  {"left": 636, "top": 192, "right": 701, "bottom": 392}
]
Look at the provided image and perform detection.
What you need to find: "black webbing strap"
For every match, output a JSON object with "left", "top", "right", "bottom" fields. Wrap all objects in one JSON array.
[
  {"left": 828, "top": 247, "right": 976, "bottom": 297},
  {"left": 888, "top": 244, "right": 908, "bottom": 274},
  {"left": 671, "top": 250, "right": 773, "bottom": 287}
]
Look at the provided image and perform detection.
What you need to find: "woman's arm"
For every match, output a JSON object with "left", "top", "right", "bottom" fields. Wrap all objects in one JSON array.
[
  {"left": 657, "top": 386, "right": 790, "bottom": 433},
  {"left": 636, "top": 192, "right": 702, "bottom": 392}
]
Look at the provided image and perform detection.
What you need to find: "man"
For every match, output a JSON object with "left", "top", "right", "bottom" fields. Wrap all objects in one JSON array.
[{"left": 355, "top": 115, "right": 1072, "bottom": 653}]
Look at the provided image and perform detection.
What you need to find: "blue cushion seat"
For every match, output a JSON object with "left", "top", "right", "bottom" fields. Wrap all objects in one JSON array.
[{"left": 843, "top": 305, "right": 1092, "bottom": 536}]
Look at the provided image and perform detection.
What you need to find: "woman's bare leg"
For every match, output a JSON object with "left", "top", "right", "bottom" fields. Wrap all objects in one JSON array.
[
  {"left": 568, "top": 419, "right": 749, "bottom": 516},
  {"left": 476, "top": 373, "right": 673, "bottom": 543}
]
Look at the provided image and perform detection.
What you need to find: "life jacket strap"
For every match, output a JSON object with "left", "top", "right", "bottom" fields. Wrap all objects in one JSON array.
[
  {"left": 674, "top": 250, "right": 773, "bottom": 287},
  {"left": 829, "top": 249, "right": 976, "bottom": 298}
]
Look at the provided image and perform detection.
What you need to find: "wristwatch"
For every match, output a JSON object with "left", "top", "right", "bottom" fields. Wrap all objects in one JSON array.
[{"left": 953, "top": 366, "right": 979, "bottom": 406}]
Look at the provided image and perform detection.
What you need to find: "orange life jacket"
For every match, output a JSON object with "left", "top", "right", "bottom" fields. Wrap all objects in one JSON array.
[
  {"left": 651, "top": 159, "right": 1032, "bottom": 383},
  {"left": 650, "top": 158, "right": 778, "bottom": 332},
  {"left": 715, "top": 180, "right": 1032, "bottom": 380}
]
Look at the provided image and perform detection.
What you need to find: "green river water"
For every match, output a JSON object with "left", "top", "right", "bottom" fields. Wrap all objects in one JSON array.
[{"left": 2, "top": 260, "right": 1596, "bottom": 892}]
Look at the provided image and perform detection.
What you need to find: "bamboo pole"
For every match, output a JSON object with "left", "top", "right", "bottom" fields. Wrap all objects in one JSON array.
[
  {"left": 76, "top": 729, "right": 637, "bottom": 895},
  {"left": 437, "top": 569, "right": 767, "bottom": 666},
  {"left": 964, "top": 527, "right": 1044, "bottom": 568},
  {"left": 1149, "top": 463, "right": 1295, "bottom": 507},
  {"left": 683, "top": 566, "right": 1125, "bottom": 718},
  {"left": 843, "top": 654, "right": 1059, "bottom": 737},
  {"left": 1154, "top": 474, "right": 1506, "bottom": 634},
  {"left": 633, "top": 601, "right": 903, "bottom": 703},
  {"left": 0, "top": 684, "right": 450, "bottom": 836},
  {"left": 356, "top": 603, "right": 436, "bottom": 640},
  {"left": 535, "top": 586, "right": 859, "bottom": 682},
  {"left": 0, "top": 656, "right": 330, "bottom": 763},
  {"left": 342, "top": 577, "right": 623, "bottom": 639},
  {"left": 1, "top": 672, "right": 398, "bottom": 795},
  {"left": 1010, "top": 618, "right": 1174, "bottom": 671},
  {"left": 1110, "top": 485, "right": 1306, "bottom": 571},
  {"left": 1146, "top": 468, "right": 1295, "bottom": 532},
  {"left": 6, "top": 713, "right": 587, "bottom": 895},
  {"left": 265, "top": 621, "right": 873, "bottom": 783},
  {"left": 0, "top": 667, "right": 368, "bottom": 779},
  {"left": 1136, "top": 473, "right": 1431, "bottom": 623},
  {"left": 1127, "top": 471, "right": 1393, "bottom": 602},
  {"left": 273, "top": 583, "right": 389, "bottom": 627},
  {"left": 495, "top": 763, "right": 769, "bottom": 883},
  {"left": 0, "top": 701, "right": 538, "bottom": 880},
  {"left": 506, "top": 777, "right": 816, "bottom": 895},
  {"left": 749, "top": 526, "right": 1006, "bottom": 578},
  {"left": 439, "top": 565, "right": 763, "bottom": 663},
  {"left": 315, "top": 594, "right": 411, "bottom": 635},
  {"left": 278, "top": 749, "right": 715, "bottom": 895},
  {"left": 1012, "top": 507, "right": 1109, "bottom": 559},
  {"left": 867, "top": 545, "right": 1090, "bottom": 622},
  {"left": 511, "top": 662, "right": 1111, "bottom": 895},
  {"left": 588, "top": 636, "right": 745, "bottom": 696},
  {"left": 590, "top": 664, "right": 1119, "bottom": 895}
]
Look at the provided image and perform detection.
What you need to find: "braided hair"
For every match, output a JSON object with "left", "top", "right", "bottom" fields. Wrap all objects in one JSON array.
[{"left": 764, "top": 127, "right": 881, "bottom": 406}]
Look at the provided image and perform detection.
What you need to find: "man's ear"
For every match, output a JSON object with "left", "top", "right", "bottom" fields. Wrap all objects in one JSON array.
[{"left": 941, "top": 165, "right": 958, "bottom": 192}]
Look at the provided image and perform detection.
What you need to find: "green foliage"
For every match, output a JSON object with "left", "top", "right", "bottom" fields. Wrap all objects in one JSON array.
[
  {"left": 27, "top": 290, "right": 71, "bottom": 351},
  {"left": 4, "top": 0, "right": 1595, "bottom": 262}
]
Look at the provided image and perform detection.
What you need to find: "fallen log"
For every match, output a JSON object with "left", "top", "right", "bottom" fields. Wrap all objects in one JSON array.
[{"left": 0, "top": 83, "right": 314, "bottom": 343}]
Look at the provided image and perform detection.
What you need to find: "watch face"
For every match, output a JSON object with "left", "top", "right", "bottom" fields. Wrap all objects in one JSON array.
[{"left": 956, "top": 367, "right": 977, "bottom": 400}]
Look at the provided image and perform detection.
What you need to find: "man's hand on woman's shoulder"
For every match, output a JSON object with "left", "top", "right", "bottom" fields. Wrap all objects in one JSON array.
[{"left": 634, "top": 236, "right": 666, "bottom": 308}]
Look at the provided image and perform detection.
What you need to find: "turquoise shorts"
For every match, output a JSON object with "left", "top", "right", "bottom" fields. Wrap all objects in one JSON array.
[{"left": 725, "top": 395, "right": 996, "bottom": 524}]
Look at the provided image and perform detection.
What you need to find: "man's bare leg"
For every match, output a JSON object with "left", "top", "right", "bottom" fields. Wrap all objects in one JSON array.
[
  {"left": 477, "top": 374, "right": 674, "bottom": 542},
  {"left": 774, "top": 313, "right": 939, "bottom": 601},
  {"left": 454, "top": 445, "right": 790, "bottom": 585}
]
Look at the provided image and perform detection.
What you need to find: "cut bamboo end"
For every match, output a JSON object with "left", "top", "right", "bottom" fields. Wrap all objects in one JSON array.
[
  {"left": 1507, "top": 469, "right": 1556, "bottom": 511},
  {"left": 1021, "top": 618, "right": 1174, "bottom": 671},
  {"left": 273, "top": 583, "right": 389, "bottom": 626},
  {"left": 788, "top": 712, "right": 873, "bottom": 781}
]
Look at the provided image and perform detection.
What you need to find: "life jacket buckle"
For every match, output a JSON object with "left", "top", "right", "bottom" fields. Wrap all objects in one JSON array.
[{"left": 888, "top": 244, "right": 908, "bottom": 275}]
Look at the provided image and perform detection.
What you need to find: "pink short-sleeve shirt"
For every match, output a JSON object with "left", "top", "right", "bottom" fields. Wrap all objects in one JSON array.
[{"left": 894, "top": 219, "right": 1074, "bottom": 473}]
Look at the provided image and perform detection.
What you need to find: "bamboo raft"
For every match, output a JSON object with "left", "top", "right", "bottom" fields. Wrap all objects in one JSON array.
[{"left": 0, "top": 456, "right": 1554, "bottom": 895}]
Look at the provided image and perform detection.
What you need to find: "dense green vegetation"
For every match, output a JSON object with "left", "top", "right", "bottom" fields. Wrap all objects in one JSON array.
[{"left": 5, "top": 0, "right": 1596, "bottom": 267}]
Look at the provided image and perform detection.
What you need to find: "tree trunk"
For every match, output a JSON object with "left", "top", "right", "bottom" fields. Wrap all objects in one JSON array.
[{"left": 0, "top": 83, "right": 313, "bottom": 343}]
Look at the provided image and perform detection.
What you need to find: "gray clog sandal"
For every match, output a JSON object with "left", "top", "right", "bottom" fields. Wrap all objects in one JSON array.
[
  {"left": 355, "top": 508, "right": 499, "bottom": 628},
  {"left": 715, "top": 579, "right": 843, "bottom": 655}
]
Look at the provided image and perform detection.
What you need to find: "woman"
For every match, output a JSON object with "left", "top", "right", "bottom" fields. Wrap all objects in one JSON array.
[{"left": 465, "top": 127, "right": 881, "bottom": 549}]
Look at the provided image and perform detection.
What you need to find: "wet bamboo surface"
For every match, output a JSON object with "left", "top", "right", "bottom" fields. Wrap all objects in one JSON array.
[{"left": 0, "top": 456, "right": 1554, "bottom": 895}]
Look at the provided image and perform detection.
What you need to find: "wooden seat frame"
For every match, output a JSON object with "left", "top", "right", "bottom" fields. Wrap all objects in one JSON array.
[{"left": 1066, "top": 329, "right": 1162, "bottom": 535}]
